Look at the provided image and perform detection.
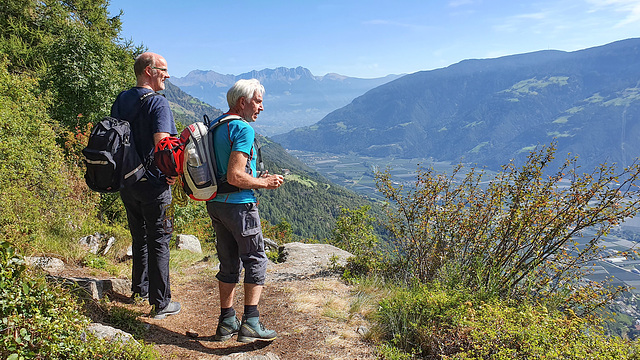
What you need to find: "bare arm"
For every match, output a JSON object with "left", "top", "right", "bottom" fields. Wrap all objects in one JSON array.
[
  {"left": 153, "top": 132, "right": 171, "bottom": 145},
  {"left": 227, "top": 151, "right": 283, "bottom": 190},
  {"left": 153, "top": 132, "right": 176, "bottom": 185}
]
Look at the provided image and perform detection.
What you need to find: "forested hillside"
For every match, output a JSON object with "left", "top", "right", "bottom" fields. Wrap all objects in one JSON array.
[{"left": 163, "top": 80, "right": 222, "bottom": 126}]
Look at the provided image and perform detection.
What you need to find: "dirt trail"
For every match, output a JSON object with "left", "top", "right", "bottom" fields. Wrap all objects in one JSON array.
[{"left": 119, "top": 260, "right": 376, "bottom": 359}]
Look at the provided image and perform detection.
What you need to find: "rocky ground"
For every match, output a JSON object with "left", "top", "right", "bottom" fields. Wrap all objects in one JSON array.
[{"left": 56, "top": 242, "right": 378, "bottom": 360}]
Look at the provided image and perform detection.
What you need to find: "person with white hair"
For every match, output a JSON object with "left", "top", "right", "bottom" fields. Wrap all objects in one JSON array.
[{"left": 207, "top": 78, "right": 284, "bottom": 343}]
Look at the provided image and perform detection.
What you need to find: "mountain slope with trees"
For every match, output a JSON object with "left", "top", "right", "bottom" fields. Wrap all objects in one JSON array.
[
  {"left": 162, "top": 79, "right": 380, "bottom": 240},
  {"left": 274, "top": 38, "right": 640, "bottom": 172},
  {"left": 163, "top": 80, "right": 222, "bottom": 126}
]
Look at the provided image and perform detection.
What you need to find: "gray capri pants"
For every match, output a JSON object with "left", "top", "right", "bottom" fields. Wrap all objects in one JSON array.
[{"left": 206, "top": 201, "right": 268, "bottom": 285}]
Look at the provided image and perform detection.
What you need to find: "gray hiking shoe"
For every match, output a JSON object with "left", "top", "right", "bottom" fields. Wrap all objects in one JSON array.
[
  {"left": 214, "top": 315, "right": 241, "bottom": 341},
  {"left": 237, "top": 316, "right": 277, "bottom": 343},
  {"left": 152, "top": 301, "right": 181, "bottom": 319}
]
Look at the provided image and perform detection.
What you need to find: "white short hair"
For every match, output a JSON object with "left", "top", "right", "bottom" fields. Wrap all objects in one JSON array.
[{"left": 227, "top": 79, "right": 265, "bottom": 109}]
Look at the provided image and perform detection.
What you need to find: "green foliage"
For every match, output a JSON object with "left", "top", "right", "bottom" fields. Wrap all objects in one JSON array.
[
  {"left": 103, "top": 305, "right": 148, "bottom": 340},
  {"left": 82, "top": 253, "right": 121, "bottom": 275},
  {"left": 1, "top": 0, "right": 137, "bottom": 128},
  {"left": 375, "top": 143, "right": 640, "bottom": 310},
  {"left": 331, "top": 205, "right": 382, "bottom": 280},
  {"left": 0, "top": 59, "right": 94, "bottom": 249},
  {"left": 377, "top": 343, "right": 412, "bottom": 360},
  {"left": 171, "top": 198, "right": 214, "bottom": 242},
  {"left": 262, "top": 218, "right": 293, "bottom": 244},
  {"left": 0, "top": 241, "right": 157, "bottom": 359},
  {"left": 0, "top": 0, "right": 143, "bottom": 252},
  {"left": 375, "top": 283, "right": 640, "bottom": 359},
  {"left": 42, "top": 23, "right": 135, "bottom": 129},
  {"left": 332, "top": 205, "right": 378, "bottom": 256}
]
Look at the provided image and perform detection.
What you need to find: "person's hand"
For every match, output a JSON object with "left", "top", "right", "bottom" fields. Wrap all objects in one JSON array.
[
  {"left": 262, "top": 173, "right": 284, "bottom": 189},
  {"left": 166, "top": 176, "right": 177, "bottom": 185}
]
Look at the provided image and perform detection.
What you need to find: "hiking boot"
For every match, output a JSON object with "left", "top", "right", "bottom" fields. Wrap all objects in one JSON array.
[
  {"left": 214, "top": 315, "right": 241, "bottom": 341},
  {"left": 152, "top": 301, "right": 181, "bottom": 319},
  {"left": 237, "top": 316, "right": 277, "bottom": 343}
]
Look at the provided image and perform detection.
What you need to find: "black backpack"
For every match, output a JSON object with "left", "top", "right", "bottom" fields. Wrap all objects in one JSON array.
[{"left": 82, "top": 92, "right": 160, "bottom": 193}]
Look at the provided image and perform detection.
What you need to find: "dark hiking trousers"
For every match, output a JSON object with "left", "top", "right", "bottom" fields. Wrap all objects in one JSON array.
[{"left": 120, "top": 180, "right": 173, "bottom": 310}]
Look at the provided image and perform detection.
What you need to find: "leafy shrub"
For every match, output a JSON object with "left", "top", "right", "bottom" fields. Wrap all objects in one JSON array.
[
  {"left": 262, "top": 218, "right": 294, "bottom": 244},
  {"left": 170, "top": 189, "right": 215, "bottom": 242},
  {"left": 331, "top": 205, "right": 382, "bottom": 280},
  {"left": 375, "top": 143, "right": 640, "bottom": 309},
  {"left": 0, "top": 60, "right": 96, "bottom": 250},
  {"left": 0, "top": 241, "right": 157, "bottom": 359},
  {"left": 375, "top": 284, "right": 640, "bottom": 359}
]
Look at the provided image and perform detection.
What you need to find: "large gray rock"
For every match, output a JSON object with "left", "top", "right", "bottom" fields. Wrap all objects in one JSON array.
[
  {"left": 85, "top": 323, "right": 138, "bottom": 345},
  {"left": 78, "top": 233, "right": 116, "bottom": 255},
  {"left": 103, "top": 278, "right": 133, "bottom": 298},
  {"left": 50, "top": 276, "right": 133, "bottom": 300},
  {"left": 50, "top": 276, "right": 103, "bottom": 299},
  {"left": 25, "top": 256, "right": 65, "bottom": 273},
  {"left": 270, "top": 242, "right": 353, "bottom": 281},
  {"left": 177, "top": 234, "right": 202, "bottom": 253}
]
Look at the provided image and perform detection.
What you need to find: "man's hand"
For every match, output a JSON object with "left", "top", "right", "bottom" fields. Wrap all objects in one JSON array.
[
  {"left": 261, "top": 173, "right": 284, "bottom": 190},
  {"left": 166, "top": 176, "right": 177, "bottom": 185}
]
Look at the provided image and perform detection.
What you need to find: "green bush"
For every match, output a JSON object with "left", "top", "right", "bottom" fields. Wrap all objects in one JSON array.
[
  {"left": 375, "top": 284, "right": 640, "bottom": 359},
  {"left": 375, "top": 143, "right": 640, "bottom": 310},
  {"left": 0, "top": 241, "right": 157, "bottom": 359},
  {"left": 330, "top": 205, "right": 383, "bottom": 281},
  {"left": 0, "top": 60, "right": 95, "bottom": 250}
]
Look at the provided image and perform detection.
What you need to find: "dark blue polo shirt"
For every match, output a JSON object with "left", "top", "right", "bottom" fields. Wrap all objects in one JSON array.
[{"left": 110, "top": 87, "right": 177, "bottom": 186}]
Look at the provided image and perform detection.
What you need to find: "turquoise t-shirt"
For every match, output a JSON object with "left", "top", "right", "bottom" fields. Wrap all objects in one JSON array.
[{"left": 210, "top": 118, "right": 258, "bottom": 204}]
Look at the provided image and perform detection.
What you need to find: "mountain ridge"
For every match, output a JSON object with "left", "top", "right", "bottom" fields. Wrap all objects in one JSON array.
[
  {"left": 170, "top": 67, "right": 402, "bottom": 136},
  {"left": 273, "top": 38, "right": 640, "bottom": 172}
]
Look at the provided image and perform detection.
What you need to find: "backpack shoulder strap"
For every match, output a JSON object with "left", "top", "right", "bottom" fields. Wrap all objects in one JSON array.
[
  {"left": 253, "top": 135, "right": 265, "bottom": 176},
  {"left": 208, "top": 114, "right": 243, "bottom": 130}
]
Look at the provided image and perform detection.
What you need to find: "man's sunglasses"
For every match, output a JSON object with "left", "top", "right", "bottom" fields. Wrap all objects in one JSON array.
[{"left": 151, "top": 66, "right": 167, "bottom": 72}]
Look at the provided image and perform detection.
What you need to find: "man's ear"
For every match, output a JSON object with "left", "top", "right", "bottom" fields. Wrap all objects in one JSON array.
[{"left": 238, "top": 96, "right": 247, "bottom": 109}]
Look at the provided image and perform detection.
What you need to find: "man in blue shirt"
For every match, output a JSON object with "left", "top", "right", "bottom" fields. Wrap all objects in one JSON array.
[
  {"left": 207, "top": 79, "right": 284, "bottom": 342},
  {"left": 111, "top": 52, "right": 181, "bottom": 319}
]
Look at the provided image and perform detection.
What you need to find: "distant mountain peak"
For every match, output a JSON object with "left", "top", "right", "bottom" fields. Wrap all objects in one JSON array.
[
  {"left": 171, "top": 67, "right": 402, "bottom": 136},
  {"left": 243, "top": 66, "right": 315, "bottom": 82}
]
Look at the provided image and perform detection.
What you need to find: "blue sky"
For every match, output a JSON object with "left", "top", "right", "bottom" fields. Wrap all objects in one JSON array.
[{"left": 107, "top": 0, "right": 640, "bottom": 79}]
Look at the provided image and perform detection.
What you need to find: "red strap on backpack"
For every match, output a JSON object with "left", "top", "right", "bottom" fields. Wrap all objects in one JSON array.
[{"left": 153, "top": 136, "right": 184, "bottom": 177}]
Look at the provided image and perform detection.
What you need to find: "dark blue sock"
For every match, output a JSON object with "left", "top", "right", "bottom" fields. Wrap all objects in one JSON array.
[
  {"left": 220, "top": 307, "right": 235, "bottom": 319},
  {"left": 244, "top": 305, "right": 259, "bottom": 319}
]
